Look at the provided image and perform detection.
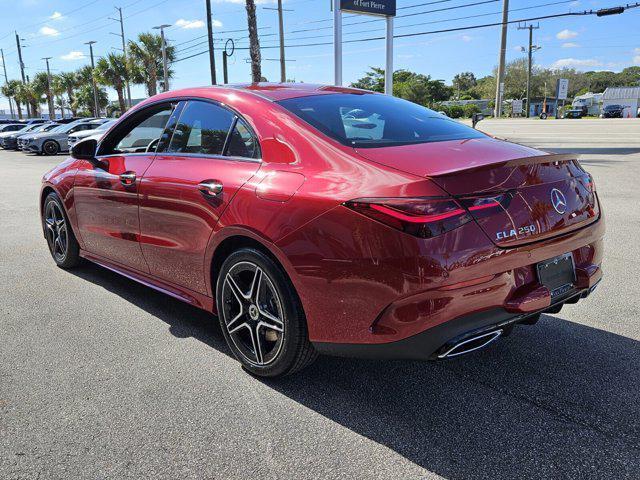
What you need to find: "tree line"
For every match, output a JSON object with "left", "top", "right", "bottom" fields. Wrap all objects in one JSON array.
[
  {"left": 1, "top": 32, "right": 175, "bottom": 120},
  {"left": 351, "top": 62, "right": 640, "bottom": 116}
]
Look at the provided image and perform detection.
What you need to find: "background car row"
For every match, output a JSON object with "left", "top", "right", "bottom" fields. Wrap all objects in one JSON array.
[{"left": 0, "top": 118, "right": 112, "bottom": 155}]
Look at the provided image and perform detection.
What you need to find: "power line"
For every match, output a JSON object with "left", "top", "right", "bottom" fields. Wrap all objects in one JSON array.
[
  {"left": 290, "top": 0, "right": 500, "bottom": 33},
  {"left": 255, "top": 0, "right": 576, "bottom": 46},
  {"left": 174, "top": 5, "right": 640, "bottom": 63}
]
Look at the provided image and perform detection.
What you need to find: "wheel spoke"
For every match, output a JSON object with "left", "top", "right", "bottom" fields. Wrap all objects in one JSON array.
[
  {"left": 249, "top": 267, "right": 263, "bottom": 304},
  {"left": 226, "top": 311, "right": 248, "bottom": 334},
  {"left": 226, "top": 273, "right": 249, "bottom": 302},
  {"left": 45, "top": 218, "right": 55, "bottom": 233},
  {"left": 248, "top": 325, "right": 264, "bottom": 364},
  {"left": 257, "top": 309, "right": 284, "bottom": 332}
]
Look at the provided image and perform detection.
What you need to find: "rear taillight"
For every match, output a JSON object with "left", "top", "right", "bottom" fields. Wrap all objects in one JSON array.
[{"left": 345, "top": 197, "right": 472, "bottom": 239}]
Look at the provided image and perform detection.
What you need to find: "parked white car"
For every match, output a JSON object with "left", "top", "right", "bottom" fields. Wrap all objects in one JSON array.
[{"left": 68, "top": 119, "right": 118, "bottom": 148}]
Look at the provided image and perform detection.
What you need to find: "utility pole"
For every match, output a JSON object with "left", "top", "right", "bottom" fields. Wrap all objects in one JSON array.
[
  {"left": 333, "top": 0, "right": 342, "bottom": 86},
  {"left": 494, "top": 0, "right": 509, "bottom": 118},
  {"left": 85, "top": 41, "right": 100, "bottom": 117},
  {"left": 42, "top": 57, "right": 55, "bottom": 119},
  {"left": 112, "top": 7, "right": 133, "bottom": 108},
  {"left": 518, "top": 23, "right": 540, "bottom": 118},
  {"left": 1, "top": 48, "right": 15, "bottom": 119},
  {"left": 205, "top": 0, "right": 217, "bottom": 85},
  {"left": 277, "top": 0, "right": 286, "bottom": 83},
  {"left": 264, "top": 1, "right": 291, "bottom": 83},
  {"left": 153, "top": 24, "right": 171, "bottom": 92},
  {"left": 15, "top": 33, "right": 26, "bottom": 84}
]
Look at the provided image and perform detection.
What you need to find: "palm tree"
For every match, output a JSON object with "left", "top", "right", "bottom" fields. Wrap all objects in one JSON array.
[
  {"left": 13, "top": 82, "right": 31, "bottom": 118},
  {"left": 1, "top": 80, "right": 22, "bottom": 119},
  {"left": 33, "top": 72, "right": 53, "bottom": 118},
  {"left": 57, "top": 71, "right": 78, "bottom": 116},
  {"left": 51, "top": 74, "right": 66, "bottom": 119},
  {"left": 95, "top": 53, "right": 129, "bottom": 114},
  {"left": 22, "top": 80, "right": 45, "bottom": 118},
  {"left": 73, "top": 84, "right": 108, "bottom": 116},
  {"left": 128, "top": 32, "right": 175, "bottom": 96},
  {"left": 246, "top": 0, "right": 262, "bottom": 83}
]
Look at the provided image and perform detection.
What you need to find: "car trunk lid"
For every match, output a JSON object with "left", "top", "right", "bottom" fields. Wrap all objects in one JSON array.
[{"left": 355, "top": 137, "right": 599, "bottom": 247}]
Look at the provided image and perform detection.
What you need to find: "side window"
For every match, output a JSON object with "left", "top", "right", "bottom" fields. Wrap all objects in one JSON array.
[
  {"left": 167, "top": 101, "right": 234, "bottom": 156},
  {"left": 98, "top": 104, "right": 174, "bottom": 155},
  {"left": 225, "top": 118, "right": 260, "bottom": 159},
  {"left": 116, "top": 109, "right": 172, "bottom": 152}
]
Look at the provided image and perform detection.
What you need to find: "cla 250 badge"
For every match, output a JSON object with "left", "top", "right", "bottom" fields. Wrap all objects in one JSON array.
[{"left": 496, "top": 225, "right": 537, "bottom": 241}]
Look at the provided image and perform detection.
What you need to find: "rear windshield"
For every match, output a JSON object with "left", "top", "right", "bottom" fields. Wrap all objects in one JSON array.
[{"left": 277, "top": 93, "right": 485, "bottom": 148}]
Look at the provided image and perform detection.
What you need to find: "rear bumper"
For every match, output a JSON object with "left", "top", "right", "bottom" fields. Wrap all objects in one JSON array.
[{"left": 313, "top": 281, "right": 601, "bottom": 360}]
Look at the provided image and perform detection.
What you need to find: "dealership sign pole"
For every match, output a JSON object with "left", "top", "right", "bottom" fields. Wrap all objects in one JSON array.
[{"left": 335, "top": 0, "right": 396, "bottom": 94}]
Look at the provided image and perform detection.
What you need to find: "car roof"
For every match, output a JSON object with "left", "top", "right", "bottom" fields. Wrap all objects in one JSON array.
[{"left": 151, "top": 83, "right": 373, "bottom": 103}]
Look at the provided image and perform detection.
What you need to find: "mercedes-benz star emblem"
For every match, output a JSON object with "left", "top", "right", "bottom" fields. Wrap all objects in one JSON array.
[{"left": 550, "top": 188, "right": 567, "bottom": 214}]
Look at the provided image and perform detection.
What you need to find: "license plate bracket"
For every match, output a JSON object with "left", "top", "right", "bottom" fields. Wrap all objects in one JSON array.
[{"left": 537, "top": 253, "right": 576, "bottom": 298}]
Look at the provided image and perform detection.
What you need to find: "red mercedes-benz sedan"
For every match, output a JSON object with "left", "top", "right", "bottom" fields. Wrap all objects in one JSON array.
[{"left": 41, "top": 84, "right": 604, "bottom": 377}]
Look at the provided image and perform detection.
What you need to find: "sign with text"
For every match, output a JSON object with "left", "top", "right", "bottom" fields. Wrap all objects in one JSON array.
[
  {"left": 556, "top": 79, "right": 569, "bottom": 100},
  {"left": 340, "top": 0, "right": 396, "bottom": 17},
  {"left": 512, "top": 99, "right": 523, "bottom": 115}
]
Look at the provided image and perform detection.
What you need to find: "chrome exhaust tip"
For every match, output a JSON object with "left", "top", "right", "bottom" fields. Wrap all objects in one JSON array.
[{"left": 437, "top": 329, "right": 503, "bottom": 360}]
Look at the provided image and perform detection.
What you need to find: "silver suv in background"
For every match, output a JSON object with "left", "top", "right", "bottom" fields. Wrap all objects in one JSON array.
[
  {"left": 25, "top": 119, "right": 109, "bottom": 155},
  {"left": 68, "top": 119, "right": 118, "bottom": 149}
]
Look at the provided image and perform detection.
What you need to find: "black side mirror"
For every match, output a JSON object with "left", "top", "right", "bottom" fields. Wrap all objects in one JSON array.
[{"left": 71, "top": 138, "right": 98, "bottom": 161}]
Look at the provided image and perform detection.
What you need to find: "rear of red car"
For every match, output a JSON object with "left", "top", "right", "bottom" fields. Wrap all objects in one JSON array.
[{"left": 276, "top": 92, "right": 604, "bottom": 360}]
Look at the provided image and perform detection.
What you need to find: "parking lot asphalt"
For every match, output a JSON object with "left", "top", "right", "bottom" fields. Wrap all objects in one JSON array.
[{"left": 1, "top": 119, "right": 639, "bottom": 479}]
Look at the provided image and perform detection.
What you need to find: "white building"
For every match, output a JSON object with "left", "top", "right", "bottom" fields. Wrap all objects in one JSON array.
[
  {"left": 602, "top": 87, "right": 640, "bottom": 118},
  {"left": 572, "top": 92, "right": 603, "bottom": 116}
]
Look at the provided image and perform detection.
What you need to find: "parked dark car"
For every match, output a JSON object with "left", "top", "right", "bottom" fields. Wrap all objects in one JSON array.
[
  {"left": 564, "top": 109, "right": 585, "bottom": 119},
  {"left": 0, "top": 123, "right": 25, "bottom": 133},
  {"left": 22, "top": 118, "right": 49, "bottom": 126},
  {"left": 602, "top": 104, "right": 624, "bottom": 118},
  {"left": 56, "top": 117, "right": 90, "bottom": 125}
]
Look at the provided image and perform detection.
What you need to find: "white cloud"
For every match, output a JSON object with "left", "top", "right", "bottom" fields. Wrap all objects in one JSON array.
[
  {"left": 39, "top": 26, "right": 60, "bottom": 36},
  {"left": 50, "top": 11, "right": 63, "bottom": 20},
  {"left": 562, "top": 42, "right": 580, "bottom": 48},
  {"left": 551, "top": 58, "right": 603, "bottom": 69},
  {"left": 175, "top": 19, "right": 208, "bottom": 29},
  {"left": 634, "top": 49, "right": 640, "bottom": 65},
  {"left": 61, "top": 51, "right": 86, "bottom": 61},
  {"left": 556, "top": 29, "right": 578, "bottom": 40},
  {"left": 461, "top": 35, "right": 473, "bottom": 42}
]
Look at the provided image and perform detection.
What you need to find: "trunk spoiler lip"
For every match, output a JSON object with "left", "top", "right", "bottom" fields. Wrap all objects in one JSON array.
[{"left": 427, "top": 153, "right": 579, "bottom": 178}]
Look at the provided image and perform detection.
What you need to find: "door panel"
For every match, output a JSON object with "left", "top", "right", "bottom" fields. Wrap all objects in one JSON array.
[
  {"left": 74, "top": 155, "right": 156, "bottom": 272},
  {"left": 138, "top": 155, "right": 260, "bottom": 294}
]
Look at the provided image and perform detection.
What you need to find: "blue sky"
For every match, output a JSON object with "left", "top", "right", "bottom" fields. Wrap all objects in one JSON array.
[{"left": 1, "top": 0, "right": 639, "bottom": 112}]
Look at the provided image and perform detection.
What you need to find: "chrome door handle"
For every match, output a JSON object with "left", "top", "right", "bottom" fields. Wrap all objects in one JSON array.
[
  {"left": 120, "top": 172, "right": 136, "bottom": 186},
  {"left": 198, "top": 180, "right": 223, "bottom": 197}
]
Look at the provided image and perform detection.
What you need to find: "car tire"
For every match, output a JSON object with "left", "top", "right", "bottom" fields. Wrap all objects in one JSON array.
[
  {"left": 42, "top": 192, "right": 81, "bottom": 269},
  {"left": 216, "top": 248, "right": 317, "bottom": 377},
  {"left": 42, "top": 140, "right": 60, "bottom": 156}
]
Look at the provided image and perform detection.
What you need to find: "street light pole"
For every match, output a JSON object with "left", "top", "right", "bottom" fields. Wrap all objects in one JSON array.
[
  {"left": 494, "top": 0, "right": 509, "bottom": 118},
  {"left": 42, "top": 57, "right": 55, "bottom": 119},
  {"left": 85, "top": 41, "right": 100, "bottom": 117},
  {"left": 153, "top": 24, "right": 171, "bottom": 92}
]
